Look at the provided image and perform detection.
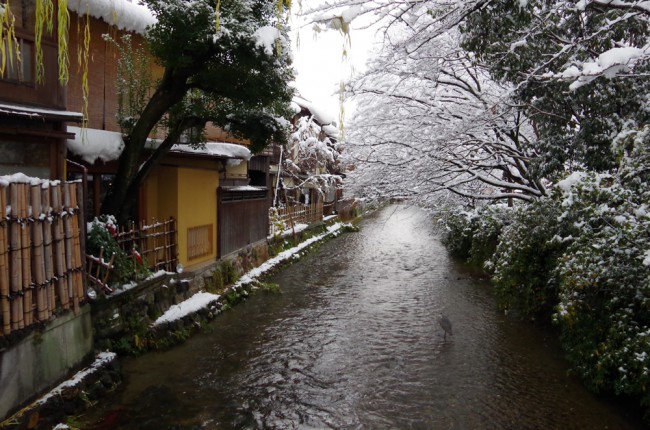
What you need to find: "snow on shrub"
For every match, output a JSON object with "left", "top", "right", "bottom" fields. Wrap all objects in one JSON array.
[
  {"left": 439, "top": 203, "right": 513, "bottom": 267},
  {"left": 553, "top": 170, "right": 650, "bottom": 411},
  {"left": 489, "top": 199, "right": 574, "bottom": 319},
  {"left": 87, "top": 215, "right": 151, "bottom": 286}
]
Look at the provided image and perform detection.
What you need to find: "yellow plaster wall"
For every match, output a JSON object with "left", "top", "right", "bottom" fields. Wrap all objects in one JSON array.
[
  {"left": 176, "top": 168, "right": 219, "bottom": 267},
  {"left": 144, "top": 166, "right": 178, "bottom": 222},
  {"left": 144, "top": 166, "right": 218, "bottom": 268}
]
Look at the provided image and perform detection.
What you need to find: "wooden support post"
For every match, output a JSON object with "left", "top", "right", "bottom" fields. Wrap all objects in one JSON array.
[
  {"left": 9, "top": 184, "right": 24, "bottom": 330},
  {"left": 42, "top": 187, "right": 55, "bottom": 319},
  {"left": 68, "top": 183, "right": 84, "bottom": 307},
  {"left": 31, "top": 185, "right": 47, "bottom": 322},
  {"left": 75, "top": 182, "right": 87, "bottom": 302},
  {"left": 18, "top": 184, "right": 33, "bottom": 327},
  {"left": 51, "top": 184, "right": 68, "bottom": 310},
  {"left": 63, "top": 183, "right": 78, "bottom": 313},
  {"left": 0, "top": 186, "right": 10, "bottom": 335}
]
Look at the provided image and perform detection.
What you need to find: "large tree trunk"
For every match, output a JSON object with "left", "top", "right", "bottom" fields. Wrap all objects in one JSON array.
[{"left": 100, "top": 69, "right": 189, "bottom": 225}]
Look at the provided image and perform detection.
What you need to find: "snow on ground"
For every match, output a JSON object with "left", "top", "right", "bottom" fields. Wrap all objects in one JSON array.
[
  {"left": 153, "top": 222, "right": 346, "bottom": 326},
  {"left": 236, "top": 222, "right": 345, "bottom": 288},
  {"left": 36, "top": 352, "right": 116, "bottom": 406},
  {"left": 153, "top": 292, "right": 221, "bottom": 326},
  {"left": 269, "top": 222, "right": 309, "bottom": 239},
  {"left": 108, "top": 270, "right": 176, "bottom": 297}
]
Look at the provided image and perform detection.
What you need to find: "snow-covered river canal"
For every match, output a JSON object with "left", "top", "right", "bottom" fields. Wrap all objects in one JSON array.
[{"left": 81, "top": 205, "right": 644, "bottom": 429}]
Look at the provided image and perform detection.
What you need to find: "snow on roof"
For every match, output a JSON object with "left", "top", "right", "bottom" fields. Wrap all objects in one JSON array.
[
  {"left": 67, "top": 126, "right": 124, "bottom": 164},
  {"left": 66, "top": 127, "right": 251, "bottom": 164},
  {"left": 221, "top": 185, "right": 267, "bottom": 192},
  {"left": 170, "top": 142, "right": 252, "bottom": 160},
  {"left": 68, "top": 0, "right": 156, "bottom": 35},
  {"left": 292, "top": 96, "right": 336, "bottom": 126},
  {"left": 0, "top": 102, "right": 83, "bottom": 121}
]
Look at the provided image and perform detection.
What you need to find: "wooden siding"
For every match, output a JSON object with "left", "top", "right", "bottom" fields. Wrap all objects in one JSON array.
[{"left": 218, "top": 190, "right": 269, "bottom": 258}]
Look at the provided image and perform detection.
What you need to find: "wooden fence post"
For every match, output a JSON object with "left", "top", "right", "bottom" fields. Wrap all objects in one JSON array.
[
  {"left": 9, "top": 184, "right": 24, "bottom": 330},
  {"left": 0, "top": 186, "right": 10, "bottom": 335},
  {"left": 18, "top": 184, "right": 33, "bottom": 326},
  {"left": 63, "top": 183, "right": 79, "bottom": 313},
  {"left": 76, "top": 181, "right": 87, "bottom": 304},
  {"left": 42, "top": 187, "right": 55, "bottom": 319},
  {"left": 31, "top": 185, "right": 47, "bottom": 322},
  {"left": 51, "top": 184, "right": 68, "bottom": 310},
  {"left": 69, "top": 183, "right": 84, "bottom": 307}
]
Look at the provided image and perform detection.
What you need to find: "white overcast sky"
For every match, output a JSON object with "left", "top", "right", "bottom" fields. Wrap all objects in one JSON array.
[{"left": 289, "top": 5, "right": 378, "bottom": 124}]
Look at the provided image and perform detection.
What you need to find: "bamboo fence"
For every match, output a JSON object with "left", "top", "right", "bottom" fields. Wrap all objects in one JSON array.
[
  {"left": 85, "top": 218, "right": 178, "bottom": 296},
  {"left": 115, "top": 218, "right": 178, "bottom": 273},
  {"left": 0, "top": 181, "right": 85, "bottom": 336},
  {"left": 269, "top": 202, "right": 324, "bottom": 236}
]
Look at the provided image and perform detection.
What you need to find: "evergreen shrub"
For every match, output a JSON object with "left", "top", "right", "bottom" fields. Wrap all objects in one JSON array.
[
  {"left": 554, "top": 171, "right": 650, "bottom": 412},
  {"left": 490, "top": 199, "right": 573, "bottom": 320}
]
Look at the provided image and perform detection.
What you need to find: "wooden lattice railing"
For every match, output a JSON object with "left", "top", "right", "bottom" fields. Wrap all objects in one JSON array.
[
  {"left": 85, "top": 218, "right": 178, "bottom": 295},
  {"left": 0, "top": 181, "right": 85, "bottom": 336},
  {"left": 115, "top": 218, "right": 178, "bottom": 272}
]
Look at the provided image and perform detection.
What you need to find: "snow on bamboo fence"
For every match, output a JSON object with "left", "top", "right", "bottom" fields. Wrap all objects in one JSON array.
[
  {"left": 86, "top": 218, "right": 178, "bottom": 296},
  {"left": 0, "top": 181, "right": 85, "bottom": 336},
  {"left": 116, "top": 218, "right": 178, "bottom": 273},
  {"left": 269, "top": 202, "right": 324, "bottom": 236}
]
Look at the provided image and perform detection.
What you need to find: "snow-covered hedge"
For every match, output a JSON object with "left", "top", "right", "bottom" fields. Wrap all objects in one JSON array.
[
  {"left": 554, "top": 171, "right": 650, "bottom": 410},
  {"left": 490, "top": 199, "right": 574, "bottom": 319},
  {"left": 440, "top": 162, "right": 650, "bottom": 417},
  {"left": 439, "top": 204, "right": 513, "bottom": 265}
]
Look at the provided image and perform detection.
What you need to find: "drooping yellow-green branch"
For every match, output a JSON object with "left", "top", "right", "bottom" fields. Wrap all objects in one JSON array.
[
  {"left": 35, "top": 0, "right": 54, "bottom": 84},
  {"left": 215, "top": 0, "right": 221, "bottom": 32},
  {"left": 80, "top": 7, "right": 90, "bottom": 129},
  {"left": 57, "top": 0, "right": 70, "bottom": 85},
  {"left": 0, "top": 0, "right": 18, "bottom": 79}
]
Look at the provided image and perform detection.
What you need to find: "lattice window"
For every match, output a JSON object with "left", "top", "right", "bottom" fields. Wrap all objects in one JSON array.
[{"left": 187, "top": 224, "right": 213, "bottom": 260}]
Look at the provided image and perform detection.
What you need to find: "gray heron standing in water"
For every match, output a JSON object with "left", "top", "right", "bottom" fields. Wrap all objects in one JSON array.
[{"left": 438, "top": 313, "right": 452, "bottom": 340}]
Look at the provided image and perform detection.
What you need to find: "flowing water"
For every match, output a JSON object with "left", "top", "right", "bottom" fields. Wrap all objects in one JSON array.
[{"left": 81, "top": 205, "right": 645, "bottom": 429}]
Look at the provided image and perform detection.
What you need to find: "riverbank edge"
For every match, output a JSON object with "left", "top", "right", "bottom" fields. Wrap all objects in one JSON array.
[{"left": 2, "top": 218, "right": 359, "bottom": 430}]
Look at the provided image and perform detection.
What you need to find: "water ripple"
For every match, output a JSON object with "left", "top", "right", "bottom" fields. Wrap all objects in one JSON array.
[{"left": 81, "top": 206, "right": 645, "bottom": 430}]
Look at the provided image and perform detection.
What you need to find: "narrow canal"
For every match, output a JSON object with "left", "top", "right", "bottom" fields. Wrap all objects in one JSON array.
[{"left": 81, "top": 205, "right": 644, "bottom": 429}]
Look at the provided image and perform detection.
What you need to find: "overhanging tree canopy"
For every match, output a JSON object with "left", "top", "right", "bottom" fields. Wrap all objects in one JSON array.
[{"left": 101, "top": 0, "right": 295, "bottom": 223}]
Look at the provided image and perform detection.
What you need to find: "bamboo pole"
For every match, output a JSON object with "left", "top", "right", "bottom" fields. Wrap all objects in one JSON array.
[
  {"left": 0, "top": 186, "right": 10, "bottom": 335},
  {"left": 68, "top": 183, "right": 84, "bottom": 307},
  {"left": 63, "top": 183, "right": 78, "bottom": 313},
  {"left": 75, "top": 183, "right": 87, "bottom": 303},
  {"left": 51, "top": 184, "right": 68, "bottom": 310},
  {"left": 18, "top": 184, "right": 33, "bottom": 327},
  {"left": 31, "top": 185, "right": 47, "bottom": 322},
  {"left": 41, "top": 187, "right": 54, "bottom": 319},
  {"left": 9, "top": 184, "right": 24, "bottom": 330}
]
